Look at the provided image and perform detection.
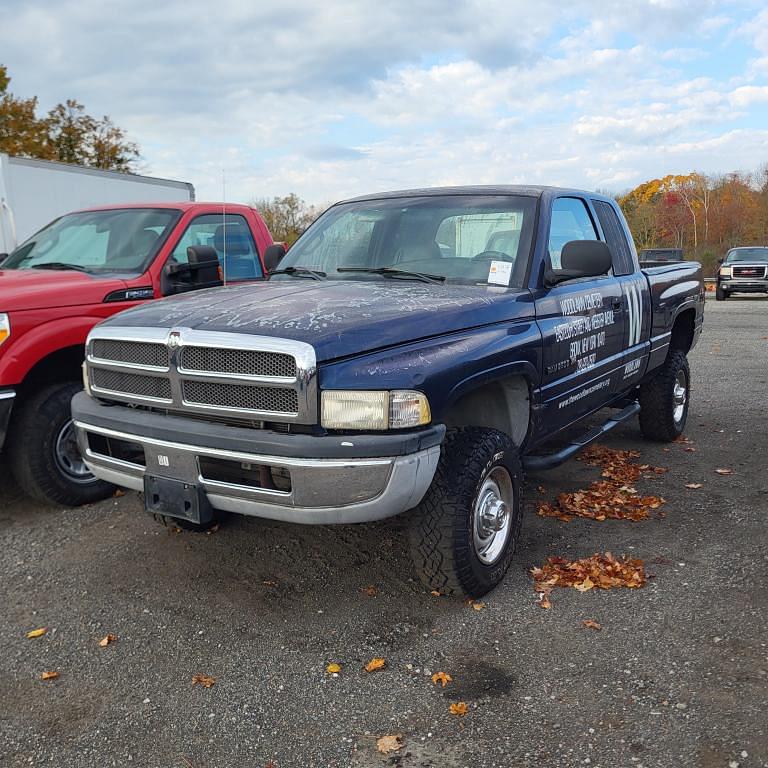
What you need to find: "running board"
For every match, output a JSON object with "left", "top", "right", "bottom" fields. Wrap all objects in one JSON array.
[{"left": 522, "top": 401, "right": 641, "bottom": 472}]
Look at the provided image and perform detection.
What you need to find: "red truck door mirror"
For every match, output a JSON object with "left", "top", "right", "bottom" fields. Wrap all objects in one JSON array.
[
  {"left": 163, "top": 246, "right": 223, "bottom": 294},
  {"left": 264, "top": 243, "right": 286, "bottom": 274},
  {"left": 0, "top": 253, "right": 9, "bottom": 266},
  {"left": 545, "top": 240, "right": 612, "bottom": 286}
]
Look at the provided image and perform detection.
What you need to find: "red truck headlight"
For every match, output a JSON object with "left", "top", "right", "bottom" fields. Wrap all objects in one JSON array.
[{"left": 0, "top": 314, "right": 10, "bottom": 346}]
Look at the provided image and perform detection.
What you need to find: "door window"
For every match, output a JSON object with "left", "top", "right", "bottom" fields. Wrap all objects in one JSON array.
[
  {"left": 169, "top": 214, "right": 262, "bottom": 280},
  {"left": 548, "top": 198, "right": 598, "bottom": 270}
]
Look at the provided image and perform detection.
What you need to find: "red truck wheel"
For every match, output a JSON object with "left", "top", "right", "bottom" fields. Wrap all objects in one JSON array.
[
  {"left": 408, "top": 427, "right": 523, "bottom": 598},
  {"left": 9, "top": 382, "right": 115, "bottom": 506}
]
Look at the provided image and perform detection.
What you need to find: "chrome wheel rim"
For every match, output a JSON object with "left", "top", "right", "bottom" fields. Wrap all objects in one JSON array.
[
  {"left": 673, "top": 371, "right": 687, "bottom": 424},
  {"left": 54, "top": 420, "right": 95, "bottom": 484},
  {"left": 472, "top": 466, "right": 514, "bottom": 566}
]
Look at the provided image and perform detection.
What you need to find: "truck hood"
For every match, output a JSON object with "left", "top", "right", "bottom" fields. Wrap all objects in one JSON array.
[
  {"left": 99, "top": 280, "right": 534, "bottom": 362},
  {"left": 0, "top": 269, "right": 126, "bottom": 311}
]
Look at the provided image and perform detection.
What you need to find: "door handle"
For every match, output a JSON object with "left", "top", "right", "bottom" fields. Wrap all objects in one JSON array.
[{"left": 611, "top": 297, "right": 622, "bottom": 311}]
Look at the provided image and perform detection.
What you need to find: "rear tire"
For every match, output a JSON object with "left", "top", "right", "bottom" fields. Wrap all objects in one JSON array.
[
  {"left": 8, "top": 382, "right": 115, "bottom": 506},
  {"left": 407, "top": 427, "right": 523, "bottom": 598},
  {"left": 638, "top": 350, "right": 690, "bottom": 442},
  {"left": 715, "top": 285, "right": 728, "bottom": 301}
]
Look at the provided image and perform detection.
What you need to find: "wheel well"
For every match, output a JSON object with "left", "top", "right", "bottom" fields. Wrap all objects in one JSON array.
[
  {"left": 670, "top": 309, "right": 695, "bottom": 353},
  {"left": 18, "top": 345, "right": 84, "bottom": 394},
  {"left": 443, "top": 376, "right": 530, "bottom": 446}
]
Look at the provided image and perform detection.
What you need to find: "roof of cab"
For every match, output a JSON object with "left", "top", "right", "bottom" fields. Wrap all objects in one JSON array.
[{"left": 340, "top": 185, "right": 615, "bottom": 205}]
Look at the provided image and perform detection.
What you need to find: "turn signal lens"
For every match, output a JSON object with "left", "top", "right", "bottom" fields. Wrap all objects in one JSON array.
[
  {"left": 321, "top": 390, "right": 431, "bottom": 430},
  {"left": 0, "top": 313, "right": 10, "bottom": 346}
]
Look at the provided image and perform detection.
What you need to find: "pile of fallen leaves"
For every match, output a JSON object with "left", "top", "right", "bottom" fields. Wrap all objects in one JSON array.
[
  {"left": 532, "top": 552, "right": 646, "bottom": 608},
  {"left": 537, "top": 444, "right": 665, "bottom": 522}
]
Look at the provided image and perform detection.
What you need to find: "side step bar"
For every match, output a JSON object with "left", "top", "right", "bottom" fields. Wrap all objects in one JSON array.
[{"left": 522, "top": 401, "right": 641, "bottom": 472}]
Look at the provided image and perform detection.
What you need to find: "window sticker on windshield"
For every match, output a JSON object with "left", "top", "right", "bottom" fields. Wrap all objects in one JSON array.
[{"left": 488, "top": 260, "right": 512, "bottom": 286}]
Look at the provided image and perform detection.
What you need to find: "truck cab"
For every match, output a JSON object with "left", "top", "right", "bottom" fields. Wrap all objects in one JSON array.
[{"left": 0, "top": 202, "right": 275, "bottom": 505}]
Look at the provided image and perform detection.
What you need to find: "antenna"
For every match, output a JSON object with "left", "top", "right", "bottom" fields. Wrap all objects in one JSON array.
[{"left": 221, "top": 168, "right": 227, "bottom": 286}]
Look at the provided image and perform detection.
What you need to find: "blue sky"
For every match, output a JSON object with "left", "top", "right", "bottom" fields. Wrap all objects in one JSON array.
[{"left": 2, "top": 0, "right": 768, "bottom": 204}]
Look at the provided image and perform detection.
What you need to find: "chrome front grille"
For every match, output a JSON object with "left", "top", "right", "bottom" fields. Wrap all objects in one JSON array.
[
  {"left": 732, "top": 265, "right": 767, "bottom": 279},
  {"left": 182, "top": 380, "right": 299, "bottom": 413},
  {"left": 91, "top": 368, "right": 173, "bottom": 401},
  {"left": 86, "top": 327, "right": 317, "bottom": 423},
  {"left": 91, "top": 339, "right": 169, "bottom": 368},
  {"left": 180, "top": 346, "right": 296, "bottom": 377}
]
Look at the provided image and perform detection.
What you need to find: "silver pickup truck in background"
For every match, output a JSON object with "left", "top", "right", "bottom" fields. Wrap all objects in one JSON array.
[{"left": 716, "top": 247, "right": 768, "bottom": 301}]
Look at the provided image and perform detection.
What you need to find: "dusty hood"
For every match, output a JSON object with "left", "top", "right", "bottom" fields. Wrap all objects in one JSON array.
[{"left": 98, "top": 279, "right": 534, "bottom": 361}]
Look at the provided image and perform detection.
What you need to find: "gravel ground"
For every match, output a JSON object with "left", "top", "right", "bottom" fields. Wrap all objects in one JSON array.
[{"left": 1, "top": 298, "right": 766, "bottom": 768}]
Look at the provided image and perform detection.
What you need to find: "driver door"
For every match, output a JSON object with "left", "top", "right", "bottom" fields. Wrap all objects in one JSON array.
[{"left": 535, "top": 196, "right": 626, "bottom": 436}]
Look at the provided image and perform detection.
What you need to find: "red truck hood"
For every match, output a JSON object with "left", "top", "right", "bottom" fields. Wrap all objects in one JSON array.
[{"left": 0, "top": 269, "right": 127, "bottom": 312}]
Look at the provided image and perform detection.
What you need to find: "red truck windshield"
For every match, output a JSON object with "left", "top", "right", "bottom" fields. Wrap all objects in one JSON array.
[{"left": 3, "top": 208, "right": 180, "bottom": 274}]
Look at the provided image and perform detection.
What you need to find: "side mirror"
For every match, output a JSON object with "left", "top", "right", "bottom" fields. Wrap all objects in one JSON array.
[
  {"left": 163, "top": 246, "right": 223, "bottom": 294},
  {"left": 0, "top": 253, "right": 9, "bottom": 266},
  {"left": 545, "top": 240, "right": 612, "bottom": 287},
  {"left": 717, "top": 258, "right": 724, "bottom": 265},
  {"left": 264, "top": 243, "right": 286, "bottom": 274}
]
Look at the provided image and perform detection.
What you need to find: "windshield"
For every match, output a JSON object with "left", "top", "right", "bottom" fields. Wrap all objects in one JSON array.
[
  {"left": 276, "top": 194, "right": 536, "bottom": 288},
  {"left": 724, "top": 248, "right": 768, "bottom": 263},
  {"left": 3, "top": 208, "right": 180, "bottom": 274}
]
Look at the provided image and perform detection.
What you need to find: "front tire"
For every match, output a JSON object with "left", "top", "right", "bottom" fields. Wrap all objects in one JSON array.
[
  {"left": 715, "top": 285, "right": 728, "bottom": 301},
  {"left": 8, "top": 382, "right": 115, "bottom": 506},
  {"left": 638, "top": 350, "right": 690, "bottom": 442},
  {"left": 407, "top": 427, "right": 523, "bottom": 598}
]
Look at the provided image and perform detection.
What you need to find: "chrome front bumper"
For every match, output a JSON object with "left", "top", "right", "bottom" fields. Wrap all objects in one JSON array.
[{"left": 75, "top": 420, "right": 441, "bottom": 525}]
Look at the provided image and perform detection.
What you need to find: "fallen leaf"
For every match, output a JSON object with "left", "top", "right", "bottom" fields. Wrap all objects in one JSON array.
[
  {"left": 467, "top": 600, "right": 486, "bottom": 611},
  {"left": 715, "top": 468, "right": 734, "bottom": 475},
  {"left": 205, "top": 524, "right": 220, "bottom": 535},
  {"left": 431, "top": 671, "right": 453, "bottom": 687},
  {"left": 326, "top": 663, "right": 341, "bottom": 674},
  {"left": 262, "top": 580, "right": 278, "bottom": 588},
  {"left": 430, "top": 590, "right": 442, "bottom": 597},
  {"left": 361, "top": 585, "right": 377, "bottom": 597},
  {"left": 449, "top": 702, "right": 469, "bottom": 716},
  {"left": 582, "top": 619, "right": 602, "bottom": 630},
  {"left": 40, "top": 671, "right": 59, "bottom": 680},
  {"left": 364, "top": 657, "right": 386, "bottom": 673},
  {"left": 191, "top": 673, "right": 215, "bottom": 688},
  {"left": 532, "top": 553, "right": 646, "bottom": 598},
  {"left": 376, "top": 735, "right": 403, "bottom": 754},
  {"left": 684, "top": 483, "right": 703, "bottom": 489},
  {"left": 98, "top": 633, "right": 117, "bottom": 647},
  {"left": 574, "top": 576, "right": 595, "bottom": 592},
  {"left": 26, "top": 627, "right": 47, "bottom": 639},
  {"left": 113, "top": 488, "right": 125, "bottom": 497},
  {"left": 539, "top": 593, "right": 552, "bottom": 609}
]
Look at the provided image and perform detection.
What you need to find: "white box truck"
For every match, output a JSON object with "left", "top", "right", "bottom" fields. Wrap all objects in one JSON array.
[{"left": 0, "top": 153, "right": 194, "bottom": 254}]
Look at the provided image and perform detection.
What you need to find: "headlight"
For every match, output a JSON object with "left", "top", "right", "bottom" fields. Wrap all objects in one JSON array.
[
  {"left": 0, "top": 313, "right": 10, "bottom": 346},
  {"left": 720, "top": 266, "right": 731, "bottom": 277},
  {"left": 321, "top": 390, "right": 431, "bottom": 430}
]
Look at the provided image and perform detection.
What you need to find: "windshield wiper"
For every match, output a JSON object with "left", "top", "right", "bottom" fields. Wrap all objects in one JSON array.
[
  {"left": 30, "top": 262, "right": 90, "bottom": 273},
  {"left": 270, "top": 266, "right": 326, "bottom": 280},
  {"left": 336, "top": 267, "right": 446, "bottom": 284}
]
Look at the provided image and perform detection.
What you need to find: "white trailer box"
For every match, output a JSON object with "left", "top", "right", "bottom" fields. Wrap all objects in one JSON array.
[{"left": 0, "top": 154, "right": 194, "bottom": 254}]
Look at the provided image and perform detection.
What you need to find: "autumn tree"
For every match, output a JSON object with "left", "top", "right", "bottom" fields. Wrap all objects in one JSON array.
[
  {"left": 0, "top": 64, "right": 139, "bottom": 172},
  {"left": 0, "top": 65, "right": 51, "bottom": 159},
  {"left": 252, "top": 193, "right": 325, "bottom": 245}
]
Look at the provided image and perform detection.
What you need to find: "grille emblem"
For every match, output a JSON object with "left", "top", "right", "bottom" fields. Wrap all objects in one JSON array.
[{"left": 167, "top": 331, "right": 181, "bottom": 350}]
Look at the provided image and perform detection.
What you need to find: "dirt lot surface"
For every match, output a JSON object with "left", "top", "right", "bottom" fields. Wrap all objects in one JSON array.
[{"left": 1, "top": 299, "right": 766, "bottom": 768}]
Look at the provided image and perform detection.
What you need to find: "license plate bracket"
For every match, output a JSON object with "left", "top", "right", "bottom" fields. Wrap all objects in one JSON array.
[{"left": 143, "top": 475, "right": 214, "bottom": 525}]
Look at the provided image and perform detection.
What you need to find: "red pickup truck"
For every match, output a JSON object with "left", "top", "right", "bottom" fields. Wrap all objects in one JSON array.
[{"left": 0, "top": 201, "right": 277, "bottom": 505}]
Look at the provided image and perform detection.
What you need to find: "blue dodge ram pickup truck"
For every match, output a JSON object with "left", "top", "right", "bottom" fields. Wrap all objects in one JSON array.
[{"left": 72, "top": 186, "right": 704, "bottom": 596}]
